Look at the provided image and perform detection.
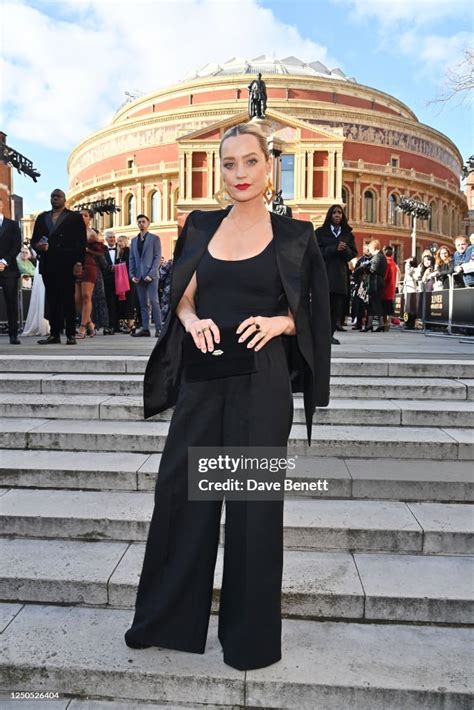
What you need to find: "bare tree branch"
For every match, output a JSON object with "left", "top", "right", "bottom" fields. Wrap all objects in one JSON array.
[{"left": 427, "top": 48, "right": 474, "bottom": 107}]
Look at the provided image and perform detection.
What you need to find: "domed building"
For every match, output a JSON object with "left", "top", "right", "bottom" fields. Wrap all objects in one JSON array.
[{"left": 67, "top": 55, "right": 467, "bottom": 261}]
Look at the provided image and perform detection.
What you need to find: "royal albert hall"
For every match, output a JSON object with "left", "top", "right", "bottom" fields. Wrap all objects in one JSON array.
[{"left": 67, "top": 56, "right": 468, "bottom": 261}]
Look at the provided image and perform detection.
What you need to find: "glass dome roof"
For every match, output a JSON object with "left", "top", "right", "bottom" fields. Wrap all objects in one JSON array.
[{"left": 181, "top": 54, "right": 356, "bottom": 82}]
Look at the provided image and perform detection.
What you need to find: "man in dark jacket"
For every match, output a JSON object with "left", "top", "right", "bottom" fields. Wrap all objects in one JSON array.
[
  {"left": 315, "top": 204, "right": 357, "bottom": 344},
  {"left": 0, "top": 197, "right": 22, "bottom": 344},
  {"left": 31, "top": 189, "right": 87, "bottom": 345}
]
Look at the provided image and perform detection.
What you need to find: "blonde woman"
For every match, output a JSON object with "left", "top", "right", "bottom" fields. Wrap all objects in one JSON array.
[{"left": 125, "top": 122, "right": 331, "bottom": 671}]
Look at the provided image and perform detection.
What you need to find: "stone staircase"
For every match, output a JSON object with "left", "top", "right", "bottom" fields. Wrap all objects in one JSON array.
[{"left": 0, "top": 354, "right": 473, "bottom": 709}]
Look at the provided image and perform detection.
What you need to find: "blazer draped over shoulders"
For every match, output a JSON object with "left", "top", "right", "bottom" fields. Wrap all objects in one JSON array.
[{"left": 143, "top": 208, "right": 331, "bottom": 443}]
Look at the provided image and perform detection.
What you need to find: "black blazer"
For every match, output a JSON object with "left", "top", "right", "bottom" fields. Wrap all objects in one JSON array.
[
  {"left": 0, "top": 216, "right": 21, "bottom": 278},
  {"left": 31, "top": 209, "right": 87, "bottom": 275},
  {"left": 143, "top": 208, "right": 331, "bottom": 444},
  {"left": 315, "top": 225, "right": 357, "bottom": 294},
  {"left": 369, "top": 251, "right": 388, "bottom": 293}
]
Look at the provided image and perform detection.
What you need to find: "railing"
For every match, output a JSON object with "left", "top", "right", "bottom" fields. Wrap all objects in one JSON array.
[
  {"left": 343, "top": 160, "right": 462, "bottom": 195},
  {"left": 394, "top": 275, "right": 474, "bottom": 334},
  {"left": 69, "top": 162, "right": 180, "bottom": 195}
]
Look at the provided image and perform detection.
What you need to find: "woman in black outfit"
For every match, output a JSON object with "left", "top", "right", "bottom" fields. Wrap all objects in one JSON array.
[
  {"left": 315, "top": 205, "right": 357, "bottom": 344},
  {"left": 124, "top": 123, "right": 331, "bottom": 671},
  {"left": 363, "top": 239, "right": 387, "bottom": 331}
]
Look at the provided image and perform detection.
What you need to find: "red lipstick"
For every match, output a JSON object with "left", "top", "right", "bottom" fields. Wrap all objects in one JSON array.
[{"left": 234, "top": 184, "right": 251, "bottom": 191}]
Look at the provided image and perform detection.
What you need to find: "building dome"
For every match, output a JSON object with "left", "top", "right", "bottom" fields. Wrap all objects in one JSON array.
[
  {"left": 67, "top": 56, "right": 467, "bottom": 261},
  {"left": 181, "top": 54, "right": 355, "bottom": 83}
]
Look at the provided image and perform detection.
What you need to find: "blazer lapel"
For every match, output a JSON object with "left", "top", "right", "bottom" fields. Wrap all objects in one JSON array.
[
  {"left": 271, "top": 212, "right": 311, "bottom": 317},
  {"left": 170, "top": 209, "right": 229, "bottom": 312},
  {"left": 48, "top": 209, "right": 69, "bottom": 236}
]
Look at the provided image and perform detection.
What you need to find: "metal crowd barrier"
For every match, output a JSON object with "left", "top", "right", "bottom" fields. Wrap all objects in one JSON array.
[{"left": 395, "top": 275, "right": 474, "bottom": 335}]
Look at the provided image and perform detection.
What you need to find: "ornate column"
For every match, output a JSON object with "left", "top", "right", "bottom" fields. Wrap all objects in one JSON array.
[
  {"left": 294, "top": 151, "right": 304, "bottom": 201},
  {"left": 206, "top": 151, "right": 213, "bottom": 198},
  {"left": 214, "top": 150, "right": 221, "bottom": 192},
  {"left": 162, "top": 178, "right": 169, "bottom": 222},
  {"left": 335, "top": 149, "right": 343, "bottom": 202},
  {"left": 306, "top": 150, "right": 314, "bottom": 200},
  {"left": 185, "top": 151, "right": 192, "bottom": 201},
  {"left": 381, "top": 179, "right": 388, "bottom": 225},
  {"left": 179, "top": 153, "right": 185, "bottom": 200},
  {"left": 354, "top": 176, "right": 361, "bottom": 222},
  {"left": 328, "top": 150, "right": 336, "bottom": 200}
]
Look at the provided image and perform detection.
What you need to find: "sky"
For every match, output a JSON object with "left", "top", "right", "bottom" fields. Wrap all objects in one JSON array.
[{"left": 1, "top": 0, "right": 473, "bottom": 215}]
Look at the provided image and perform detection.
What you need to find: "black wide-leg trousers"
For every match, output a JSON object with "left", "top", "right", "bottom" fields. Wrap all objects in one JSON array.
[{"left": 126, "top": 338, "right": 293, "bottom": 670}]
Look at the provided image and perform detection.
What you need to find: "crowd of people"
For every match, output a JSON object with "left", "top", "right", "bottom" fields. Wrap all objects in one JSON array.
[
  {"left": 1, "top": 192, "right": 473, "bottom": 346},
  {"left": 0, "top": 190, "right": 172, "bottom": 345},
  {"left": 316, "top": 205, "right": 474, "bottom": 344}
]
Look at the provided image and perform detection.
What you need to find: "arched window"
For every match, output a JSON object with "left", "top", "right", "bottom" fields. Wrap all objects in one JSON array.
[
  {"left": 429, "top": 201, "right": 438, "bottom": 233},
  {"left": 364, "top": 190, "right": 376, "bottom": 223},
  {"left": 342, "top": 187, "right": 350, "bottom": 220},
  {"left": 150, "top": 191, "right": 160, "bottom": 223},
  {"left": 389, "top": 193, "right": 400, "bottom": 226},
  {"left": 125, "top": 194, "right": 135, "bottom": 226},
  {"left": 442, "top": 205, "right": 449, "bottom": 235}
]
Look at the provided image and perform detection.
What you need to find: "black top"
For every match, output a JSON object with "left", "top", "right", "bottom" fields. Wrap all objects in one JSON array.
[{"left": 196, "top": 239, "right": 288, "bottom": 327}]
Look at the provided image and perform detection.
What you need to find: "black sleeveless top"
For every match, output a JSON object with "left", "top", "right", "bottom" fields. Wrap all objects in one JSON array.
[{"left": 196, "top": 239, "right": 288, "bottom": 327}]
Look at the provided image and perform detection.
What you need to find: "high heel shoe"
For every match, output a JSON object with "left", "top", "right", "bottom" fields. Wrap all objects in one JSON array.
[
  {"left": 374, "top": 326, "right": 385, "bottom": 332},
  {"left": 86, "top": 321, "right": 97, "bottom": 337},
  {"left": 76, "top": 324, "right": 88, "bottom": 339},
  {"left": 361, "top": 326, "right": 373, "bottom": 332}
]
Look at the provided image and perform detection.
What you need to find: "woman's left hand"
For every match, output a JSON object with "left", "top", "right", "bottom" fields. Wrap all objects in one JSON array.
[{"left": 236, "top": 315, "right": 293, "bottom": 351}]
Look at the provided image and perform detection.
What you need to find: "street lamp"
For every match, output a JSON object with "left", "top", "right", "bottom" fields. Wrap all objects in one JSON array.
[{"left": 397, "top": 196, "right": 431, "bottom": 257}]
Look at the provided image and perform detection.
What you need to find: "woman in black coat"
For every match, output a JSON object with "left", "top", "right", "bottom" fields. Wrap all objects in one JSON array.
[
  {"left": 125, "top": 122, "right": 331, "bottom": 673},
  {"left": 315, "top": 204, "right": 357, "bottom": 344},
  {"left": 364, "top": 239, "right": 387, "bottom": 331}
]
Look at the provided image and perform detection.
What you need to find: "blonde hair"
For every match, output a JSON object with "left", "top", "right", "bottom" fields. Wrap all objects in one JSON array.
[
  {"left": 369, "top": 239, "right": 381, "bottom": 251},
  {"left": 219, "top": 122, "right": 270, "bottom": 161},
  {"left": 117, "top": 234, "right": 130, "bottom": 247}
]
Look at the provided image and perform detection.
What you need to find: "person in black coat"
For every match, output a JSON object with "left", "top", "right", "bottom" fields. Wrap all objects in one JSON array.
[
  {"left": 315, "top": 204, "right": 357, "bottom": 344},
  {"left": 0, "top": 196, "right": 22, "bottom": 344},
  {"left": 30, "top": 189, "right": 87, "bottom": 345},
  {"left": 363, "top": 239, "right": 387, "bottom": 331}
]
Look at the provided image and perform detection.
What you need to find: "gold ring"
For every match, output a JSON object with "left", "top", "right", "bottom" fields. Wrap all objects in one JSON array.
[{"left": 202, "top": 326, "right": 209, "bottom": 333}]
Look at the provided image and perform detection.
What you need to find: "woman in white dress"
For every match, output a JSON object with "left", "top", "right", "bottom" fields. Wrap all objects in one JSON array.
[{"left": 21, "top": 258, "right": 50, "bottom": 337}]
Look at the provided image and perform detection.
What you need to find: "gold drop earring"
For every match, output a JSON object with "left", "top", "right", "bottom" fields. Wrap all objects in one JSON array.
[{"left": 263, "top": 177, "right": 276, "bottom": 206}]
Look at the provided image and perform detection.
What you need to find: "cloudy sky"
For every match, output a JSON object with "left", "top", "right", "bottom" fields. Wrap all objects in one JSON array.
[{"left": 1, "top": 0, "right": 472, "bottom": 214}]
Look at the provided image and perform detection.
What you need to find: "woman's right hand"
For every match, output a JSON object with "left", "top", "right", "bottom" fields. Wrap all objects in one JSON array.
[{"left": 186, "top": 318, "right": 220, "bottom": 353}]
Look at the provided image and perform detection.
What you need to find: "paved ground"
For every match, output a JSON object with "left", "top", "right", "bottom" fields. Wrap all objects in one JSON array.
[{"left": 1, "top": 327, "right": 472, "bottom": 359}]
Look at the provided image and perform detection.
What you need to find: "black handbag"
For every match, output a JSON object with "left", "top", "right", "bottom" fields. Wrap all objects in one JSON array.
[{"left": 182, "top": 325, "right": 258, "bottom": 381}]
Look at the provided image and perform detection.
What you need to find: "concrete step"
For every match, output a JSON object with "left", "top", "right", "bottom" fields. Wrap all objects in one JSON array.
[
  {"left": 0, "top": 373, "right": 471, "bottom": 400},
  {"left": 1, "top": 450, "right": 472, "bottom": 503},
  {"left": 1, "top": 538, "right": 472, "bottom": 624},
  {"left": 0, "top": 417, "right": 471, "bottom": 459},
  {"left": 1, "top": 490, "right": 472, "bottom": 554},
  {"left": 0, "top": 604, "right": 471, "bottom": 708},
  {"left": 1, "top": 393, "right": 472, "bottom": 427},
  {"left": 2, "top": 354, "right": 474, "bottom": 378}
]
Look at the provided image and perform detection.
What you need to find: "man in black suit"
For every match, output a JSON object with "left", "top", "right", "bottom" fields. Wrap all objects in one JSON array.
[
  {"left": 0, "top": 197, "right": 22, "bottom": 344},
  {"left": 103, "top": 229, "right": 118, "bottom": 333},
  {"left": 30, "top": 189, "right": 87, "bottom": 345}
]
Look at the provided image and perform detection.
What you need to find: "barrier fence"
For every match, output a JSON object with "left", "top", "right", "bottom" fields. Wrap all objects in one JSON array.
[{"left": 397, "top": 275, "right": 474, "bottom": 334}]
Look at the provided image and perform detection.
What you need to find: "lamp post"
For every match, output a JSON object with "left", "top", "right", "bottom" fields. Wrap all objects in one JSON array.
[{"left": 397, "top": 196, "right": 431, "bottom": 257}]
